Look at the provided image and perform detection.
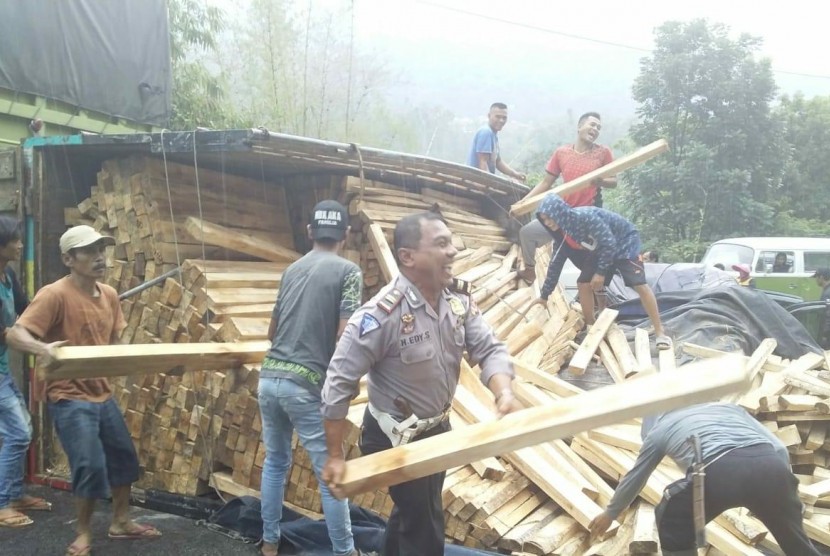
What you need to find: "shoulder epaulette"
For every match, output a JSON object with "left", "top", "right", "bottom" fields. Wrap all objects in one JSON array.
[
  {"left": 377, "top": 288, "right": 404, "bottom": 314},
  {"left": 450, "top": 278, "right": 472, "bottom": 296}
]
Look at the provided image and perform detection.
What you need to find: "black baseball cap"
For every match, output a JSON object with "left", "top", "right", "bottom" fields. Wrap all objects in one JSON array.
[
  {"left": 310, "top": 200, "right": 349, "bottom": 241},
  {"left": 814, "top": 268, "right": 830, "bottom": 280}
]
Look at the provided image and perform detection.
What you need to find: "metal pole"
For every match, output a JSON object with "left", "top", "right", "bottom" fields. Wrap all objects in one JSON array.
[{"left": 118, "top": 266, "right": 182, "bottom": 300}]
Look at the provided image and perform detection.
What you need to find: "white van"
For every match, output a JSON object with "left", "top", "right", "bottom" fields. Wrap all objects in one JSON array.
[{"left": 700, "top": 237, "right": 830, "bottom": 300}]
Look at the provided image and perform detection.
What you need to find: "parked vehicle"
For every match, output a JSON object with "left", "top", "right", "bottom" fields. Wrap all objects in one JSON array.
[{"left": 700, "top": 237, "right": 830, "bottom": 300}]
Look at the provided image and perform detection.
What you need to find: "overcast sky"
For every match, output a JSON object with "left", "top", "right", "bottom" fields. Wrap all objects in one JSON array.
[{"left": 217, "top": 0, "right": 830, "bottom": 124}]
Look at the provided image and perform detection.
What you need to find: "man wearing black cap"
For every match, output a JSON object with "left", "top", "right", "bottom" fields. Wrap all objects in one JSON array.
[
  {"left": 814, "top": 268, "right": 830, "bottom": 349},
  {"left": 257, "top": 201, "right": 363, "bottom": 556}
]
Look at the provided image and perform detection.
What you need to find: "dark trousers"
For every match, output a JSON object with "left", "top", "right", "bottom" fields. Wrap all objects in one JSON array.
[
  {"left": 359, "top": 407, "right": 450, "bottom": 556},
  {"left": 655, "top": 443, "right": 819, "bottom": 555},
  {"left": 49, "top": 398, "right": 140, "bottom": 499}
]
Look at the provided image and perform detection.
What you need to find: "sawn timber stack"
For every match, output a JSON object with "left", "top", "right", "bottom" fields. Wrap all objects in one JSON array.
[{"left": 55, "top": 153, "right": 830, "bottom": 554}]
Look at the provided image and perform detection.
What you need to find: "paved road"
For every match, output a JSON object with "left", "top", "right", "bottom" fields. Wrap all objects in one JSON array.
[{"left": 0, "top": 485, "right": 259, "bottom": 556}]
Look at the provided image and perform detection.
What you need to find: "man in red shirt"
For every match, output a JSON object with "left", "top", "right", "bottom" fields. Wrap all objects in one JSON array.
[{"left": 513, "top": 112, "right": 616, "bottom": 285}]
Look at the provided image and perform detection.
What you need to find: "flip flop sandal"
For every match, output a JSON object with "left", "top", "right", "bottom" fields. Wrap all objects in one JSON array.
[
  {"left": 108, "top": 523, "right": 162, "bottom": 540},
  {"left": 0, "top": 511, "right": 33, "bottom": 528},
  {"left": 11, "top": 496, "right": 52, "bottom": 511},
  {"left": 655, "top": 335, "right": 673, "bottom": 351},
  {"left": 65, "top": 540, "right": 91, "bottom": 556}
]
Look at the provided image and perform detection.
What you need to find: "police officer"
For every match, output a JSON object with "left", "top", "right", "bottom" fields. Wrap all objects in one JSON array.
[{"left": 320, "top": 211, "right": 519, "bottom": 556}]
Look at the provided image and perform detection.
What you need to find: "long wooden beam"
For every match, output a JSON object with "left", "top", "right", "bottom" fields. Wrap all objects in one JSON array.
[
  {"left": 184, "top": 216, "right": 301, "bottom": 262},
  {"left": 509, "top": 139, "right": 669, "bottom": 217},
  {"left": 45, "top": 340, "right": 271, "bottom": 380},
  {"left": 367, "top": 222, "right": 399, "bottom": 282},
  {"left": 336, "top": 355, "right": 748, "bottom": 497}
]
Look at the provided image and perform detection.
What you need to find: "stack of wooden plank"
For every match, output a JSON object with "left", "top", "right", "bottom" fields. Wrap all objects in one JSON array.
[
  {"left": 340, "top": 176, "right": 513, "bottom": 299},
  {"left": 60, "top": 154, "right": 830, "bottom": 554}
]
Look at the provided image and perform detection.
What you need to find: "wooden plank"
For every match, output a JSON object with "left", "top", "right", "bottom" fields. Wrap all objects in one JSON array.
[
  {"left": 774, "top": 424, "right": 803, "bottom": 447},
  {"left": 367, "top": 223, "right": 399, "bottom": 282},
  {"left": 46, "top": 340, "right": 271, "bottom": 380},
  {"left": 452, "top": 246, "right": 494, "bottom": 276},
  {"left": 723, "top": 338, "right": 778, "bottom": 403},
  {"left": 658, "top": 348, "right": 676, "bottom": 371},
  {"left": 606, "top": 324, "right": 640, "bottom": 378},
  {"left": 568, "top": 309, "right": 618, "bottom": 375},
  {"left": 629, "top": 502, "right": 658, "bottom": 554},
  {"left": 509, "top": 139, "right": 669, "bottom": 217},
  {"left": 184, "top": 216, "right": 301, "bottom": 263},
  {"left": 336, "top": 355, "right": 748, "bottom": 497},
  {"left": 598, "top": 341, "right": 625, "bottom": 384},
  {"left": 634, "top": 328, "right": 655, "bottom": 375},
  {"left": 510, "top": 357, "right": 584, "bottom": 398},
  {"left": 778, "top": 394, "right": 823, "bottom": 411}
]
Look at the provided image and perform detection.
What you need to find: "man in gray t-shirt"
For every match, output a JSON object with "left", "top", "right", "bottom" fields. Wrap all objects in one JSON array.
[
  {"left": 589, "top": 403, "right": 819, "bottom": 556},
  {"left": 258, "top": 200, "right": 363, "bottom": 556}
]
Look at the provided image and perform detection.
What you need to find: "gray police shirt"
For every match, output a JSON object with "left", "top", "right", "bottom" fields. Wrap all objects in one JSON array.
[
  {"left": 262, "top": 250, "right": 362, "bottom": 393},
  {"left": 321, "top": 273, "right": 513, "bottom": 421}
]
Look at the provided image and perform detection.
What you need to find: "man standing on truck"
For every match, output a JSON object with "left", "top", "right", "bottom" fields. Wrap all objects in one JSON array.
[
  {"left": 511, "top": 112, "right": 616, "bottom": 285},
  {"left": 467, "top": 102, "right": 526, "bottom": 182}
]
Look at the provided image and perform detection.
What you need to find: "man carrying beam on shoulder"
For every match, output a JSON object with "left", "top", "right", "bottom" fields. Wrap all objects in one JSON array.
[
  {"left": 320, "top": 211, "right": 521, "bottom": 556},
  {"left": 513, "top": 112, "right": 616, "bottom": 285},
  {"left": 589, "top": 403, "right": 820, "bottom": 556},
  {"left": 7, "top": 225, "right": 161, "bottom": 556}
]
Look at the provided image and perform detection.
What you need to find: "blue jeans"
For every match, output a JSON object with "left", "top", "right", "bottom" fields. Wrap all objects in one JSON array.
[
  {"left": 0, "top": 375, "right": 32, "bottom": 509},
  {"left": 48, "top": 398, "right": 139, "bottom": 499},
  {"left": 258, "top": 377, "right": 354, "bottom": 555}
]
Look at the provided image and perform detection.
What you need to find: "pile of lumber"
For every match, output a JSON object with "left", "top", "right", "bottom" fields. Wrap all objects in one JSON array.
[
  {"left": 340, "top": 176, "right": 514, "bottom": 299},
  {"left": 65, "top": 156, "right": 518, "bottom": 502},
  {"left": 59, "top": 154, "right": 830, "bottom": 554}
]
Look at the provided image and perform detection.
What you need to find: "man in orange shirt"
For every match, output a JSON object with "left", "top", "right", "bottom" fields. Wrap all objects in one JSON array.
[
  {"left": 7, "top": 225, "right": 161, "bottom": 556},
  {"left": 513, "top": 112, "right": 616, "bottom": 285}
]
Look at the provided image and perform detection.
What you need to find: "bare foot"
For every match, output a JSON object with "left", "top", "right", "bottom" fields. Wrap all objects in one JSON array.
[{"left": 261, "top": 541, "right": 279, "bottom": 556}]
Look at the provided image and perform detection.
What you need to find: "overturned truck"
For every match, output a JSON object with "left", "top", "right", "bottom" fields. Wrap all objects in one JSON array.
[{"left": 21, "top": 129, "right": 830, "bottom": 554}]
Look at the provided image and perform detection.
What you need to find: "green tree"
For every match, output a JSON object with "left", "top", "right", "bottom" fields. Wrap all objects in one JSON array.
[
  {"left": 775, "top": 93, "right": 830, "bottom": 223},
  {"left": 222, "top": 0, "right": 424, "bottom": 149},
  {"left": 168, "top": 0, "right": 244, "bottom": 129},
  {"left": 623, "top": 20, "right": 783, "bottom": 261}
]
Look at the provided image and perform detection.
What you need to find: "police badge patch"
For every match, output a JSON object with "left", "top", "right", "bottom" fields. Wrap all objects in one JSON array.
[
  {"left": 401, "top": 313, "right": 415, "bottom": 334},
  {"left": 449, "top": 297, "right": 465, "bottom": 316},
  {"left": 359, "top": 314, "right": 381, "bottom": 337}
]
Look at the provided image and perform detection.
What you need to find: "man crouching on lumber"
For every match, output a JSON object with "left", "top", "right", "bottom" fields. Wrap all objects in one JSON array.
[
  {"left": 588, "top": 403, "right": 819, "bottom": 555},
  {"left": 532, "top": 194, "right": 671, "bottom": 350},
  {"left": 320, "top": 211, "right": 521, "bottom": 556},
  {"left": 7, "top": 225, "right": 161, "bottom": 556}
]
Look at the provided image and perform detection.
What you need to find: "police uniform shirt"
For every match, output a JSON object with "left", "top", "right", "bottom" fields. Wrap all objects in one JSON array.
[{"left": 321, "top": 273, "right": 513, "bottom": 421}]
